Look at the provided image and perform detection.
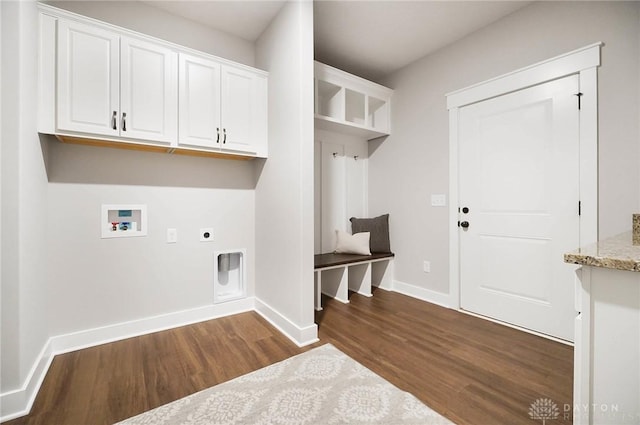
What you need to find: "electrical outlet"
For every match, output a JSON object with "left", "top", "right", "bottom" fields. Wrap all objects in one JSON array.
[
  {"left": 200, "top": 228, "right": 214, "bottom": 242},
  {"left": 431, "top": 194, "right": 446, "bottom": 207},
  {"left": 423, "top": 261, "right": 431, "bottom": 273},
  {"left": 167, "top": 228, "right": 177, "bottom": 243}
]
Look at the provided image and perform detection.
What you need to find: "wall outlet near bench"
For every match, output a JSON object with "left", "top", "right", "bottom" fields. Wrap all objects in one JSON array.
[
  {"left": 431, "top": 194, "right": 446, "bottom": 207},
  {"left": 423, "top": 261, "right": 431, "bottom": 273}
]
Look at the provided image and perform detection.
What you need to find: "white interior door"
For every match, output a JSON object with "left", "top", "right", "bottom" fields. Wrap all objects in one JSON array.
[{"left": 458, "top": 74, "right": 580, "bottom": 342}]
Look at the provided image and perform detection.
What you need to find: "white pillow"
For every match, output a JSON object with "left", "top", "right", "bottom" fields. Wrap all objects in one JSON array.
[{"left": 334, "top": 230, "right": 371, "bottom": 255}]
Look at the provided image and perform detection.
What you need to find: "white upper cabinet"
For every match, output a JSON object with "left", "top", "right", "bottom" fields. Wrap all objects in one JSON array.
[
  {"left": 57, "top": 20, "right": 119, "bottom": 137},
  {"left": 178, "top": 53, "right": 267, "bottom": 156},
  {"left": 178, "top": 54, "right": 222, "bottom": 148},
  {"left": 120, "top": 37, "right": 177, "bottom": 143},
  {"left": 57, "top": 20, "right": 177, "bottom": 144},
  {"left": 39, "top": 4, "right": 268, "bottom": 159},
  {"left": 314, "top": 61, "right": 393, "bottom": 140},
  {"left": 221, "top": 66, "right": 267, "bottom": 154}
]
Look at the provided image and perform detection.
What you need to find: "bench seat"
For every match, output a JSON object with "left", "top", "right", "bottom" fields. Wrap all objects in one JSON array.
[
  {"left": 315, "top": 252, "right": 395, "bottom": 270},
  {"left": 313, "top": 252, "right": 394, "bottom": 310}
]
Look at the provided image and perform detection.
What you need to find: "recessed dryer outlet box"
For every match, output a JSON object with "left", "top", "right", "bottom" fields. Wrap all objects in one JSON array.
[
  {"left": 200, "top": 228, "right": 214, "bottom": 242},
  {"left": 214, "top": 249, "right": 246, "bottom": 303}
]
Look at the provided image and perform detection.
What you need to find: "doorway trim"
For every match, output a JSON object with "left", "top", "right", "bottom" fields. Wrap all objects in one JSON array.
[{"left": 446, "top": 43, "right": 601, "bottom": 310}]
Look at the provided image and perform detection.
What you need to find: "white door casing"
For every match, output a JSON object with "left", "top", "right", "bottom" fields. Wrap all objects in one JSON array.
[
  {"left": 458, "top": 75, "right": 579, "bottom": 341},
  {"left": 448, "top": 43, "right": 600, "bottom": 341}
]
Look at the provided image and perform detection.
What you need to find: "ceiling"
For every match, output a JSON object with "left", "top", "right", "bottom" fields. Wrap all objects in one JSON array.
[
  {"left": 141, "top": 1, "right": 287, "bottom": 41},
  {"left": 314, "top": 1, "right": 532, "bottom": 82},
  {"left": 143, "top": 1, "right": 532, "bottom": 82}
]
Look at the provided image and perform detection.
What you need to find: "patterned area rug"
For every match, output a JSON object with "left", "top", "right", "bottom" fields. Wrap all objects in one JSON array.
[{"left": 116, "top": 343, "right": 454, "bottom": 425}]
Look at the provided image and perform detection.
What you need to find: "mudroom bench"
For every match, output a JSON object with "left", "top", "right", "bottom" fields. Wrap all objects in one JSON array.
[{"left": 314, "top": 252, "right": 394, "bottom": 310}]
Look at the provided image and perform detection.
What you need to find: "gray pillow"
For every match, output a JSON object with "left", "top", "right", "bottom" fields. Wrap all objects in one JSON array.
[{"left": 350, "top": 214, "right": 391, "bottom": 253}]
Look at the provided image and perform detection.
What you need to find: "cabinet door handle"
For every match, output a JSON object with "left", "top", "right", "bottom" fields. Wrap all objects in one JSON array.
[
  {"left": 122, "top": 113, "right": 127, "bottom": 131},
  {"left": 223, "top": 128, "right": 227, "bottom": 144},
  {"left": 112, "top": 111, "right": 117, "bottom": 130},
  {"left": 216, "top": 128, "right": 220, "bottom": 144}
]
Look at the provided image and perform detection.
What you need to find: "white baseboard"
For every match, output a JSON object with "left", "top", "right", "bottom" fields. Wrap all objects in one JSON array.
[
  {"left": 5, "top": 284, "right": 453, "bottom": 422},
  {"left": 50, "top": 298, "right": 255, "bottom": 355},
  {"left": 254, "top": 298, "right": 319, "bottom": 347},
  {"left": 0, "top": 340, "right": 55, "bottom": 422},
  {"left": 392, "top": 280, "right": 451, "bottom": 308},
  {"left": 0, "top": 298, "right": 255, "bottom": 423}
]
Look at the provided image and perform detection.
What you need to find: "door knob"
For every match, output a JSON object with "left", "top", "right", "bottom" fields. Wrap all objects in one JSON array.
[{"left": 460, "top": 221, "right": 470, "bottom": 228}]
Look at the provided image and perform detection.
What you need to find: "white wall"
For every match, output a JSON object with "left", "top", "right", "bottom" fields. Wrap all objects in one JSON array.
[
  {"left": 254, "top": 1, "right": 317, "bottom": 345},
  {"left": 1, "top": 0, "right": 50, "bottom": 396},
  {"left": 45, "top": 143, "right": 256, "bottom": 335},
  {"left": 369, "top": 1, "right": 640, "bottom": 297},
  {"left": 1, "top": 0, "right": 261, "bottom": 418},
  {"left": 314, "top": 128, "right": 369, "bottom": 254},
  {"left": 45, "top": 0, "right": 255, "bottom": 67},
  {"left": 37, "top": 0, "right": 259, "bottom": 344}
]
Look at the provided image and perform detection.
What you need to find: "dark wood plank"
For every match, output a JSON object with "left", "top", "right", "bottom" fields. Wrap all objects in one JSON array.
[
  {"left": 5, "top": 290, "right": 573, "bottom": 425},
  {"left": 315, "top": 288, "right": 573, "bottom": 425}
]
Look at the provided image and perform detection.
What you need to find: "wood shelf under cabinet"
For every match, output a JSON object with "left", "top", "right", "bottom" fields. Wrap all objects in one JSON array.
[
  {"left": 314, "top": 61, "right": 393, "bottom": 140},
  {"left": 55, "top": 135, "right": 255, "bottom": 160}
]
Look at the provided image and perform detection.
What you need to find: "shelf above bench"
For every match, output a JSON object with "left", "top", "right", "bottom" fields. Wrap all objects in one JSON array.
[{"left": 314, "top": 61, "right": 393, "bottom": 140}]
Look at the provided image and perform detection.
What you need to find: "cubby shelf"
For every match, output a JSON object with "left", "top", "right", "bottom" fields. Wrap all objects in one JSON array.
[{"left": 314, "top": 61, "right": 393, "bottom": 140}]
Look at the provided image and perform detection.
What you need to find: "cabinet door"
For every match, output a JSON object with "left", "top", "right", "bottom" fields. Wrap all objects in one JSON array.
[
  {"left": 178, "top": 54, "right": 222, "bottom": 148},
  {"left": 57, "top": 20, "right": 119, "bottom": 136},
  {"left": 120, "top": 37, "right": 177, "bottom": 143},
  {"left": 221, "top": 66, "right": 266, "bottom": 154}
]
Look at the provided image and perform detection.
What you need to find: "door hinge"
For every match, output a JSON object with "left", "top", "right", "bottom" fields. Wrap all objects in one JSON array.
[
  {"left": 575, "top": 92, "right": 583, "bottom": 110},
  {"left": 578, "top": 201, "right": 581, "bottom": 216}
]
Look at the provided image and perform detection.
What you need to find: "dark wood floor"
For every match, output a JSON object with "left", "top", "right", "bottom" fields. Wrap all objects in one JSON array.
[{"left": 5, "top": 288, "right": 573, "bottom": 425}]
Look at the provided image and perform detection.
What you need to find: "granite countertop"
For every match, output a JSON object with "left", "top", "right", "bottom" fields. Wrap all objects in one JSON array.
[{"left": 564, "top": 231, "right": 640, "bottom": 272}]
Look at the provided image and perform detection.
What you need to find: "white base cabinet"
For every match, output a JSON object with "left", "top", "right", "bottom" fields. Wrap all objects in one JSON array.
[
  {"left": 574, "top": 266, "right": 640, "bottom": 425},
  {"left": 39, "top": 4, "right": 267, "bottom": 159}
]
